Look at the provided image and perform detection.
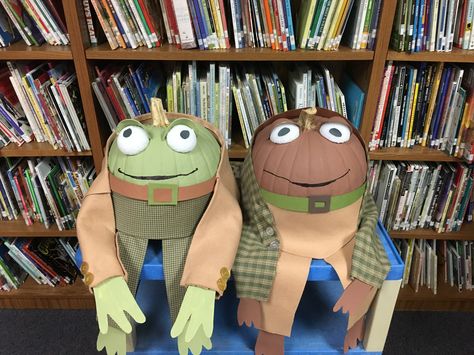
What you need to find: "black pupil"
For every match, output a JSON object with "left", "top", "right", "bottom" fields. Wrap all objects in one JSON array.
[
  {"left": 278, "top": 127, "right": 290, "bottom": 137},
  {"left": 330, "top": 128, "right": 342, "bottom": 137},
  {"left": 123, "top": 128, "right": 132, "bottom": 138},
  {"left": 180, "top": 130, "right": 190, "bottom": 139}
]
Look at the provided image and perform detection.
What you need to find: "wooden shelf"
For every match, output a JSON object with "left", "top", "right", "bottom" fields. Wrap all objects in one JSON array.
[
  {"left": 396, "top": 279, "right": 474, "bottom": 311},
  {"left": 0, "top": 219, "right": 76, "bottom": 237},
  {"left": 86, "top": 43, "right": 374, "bottom": 61},
  {"left": 387, "top": 47, "right": 474, "bottom": 63},
  {"left": 390, "top": 223, "right": 474, "bottom": 241},
  {"left": 369, "top": 146, "right": 461, "bottom": 162},
  {"left": 0, "top": 277, "right": 94, "bottom": 309},
  {"left": 229, "top": 143, "right": 248, "bottom": 159},
  {"left": 0, "top": 141, "right": 92, "bottom": 157},
  {"left": 0, "top": 42, "right": 73, "bottom": 60}
]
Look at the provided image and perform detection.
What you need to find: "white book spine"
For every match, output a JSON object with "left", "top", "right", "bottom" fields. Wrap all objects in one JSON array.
[
  {"left": 127, "top": 0, "right": 152, "bottom": 48},
  {"left": 110, "top": 0, "right": 137, "bottom": 48},
  {"left": 173, "top": 0, "right": 197, "bottom": 48}
]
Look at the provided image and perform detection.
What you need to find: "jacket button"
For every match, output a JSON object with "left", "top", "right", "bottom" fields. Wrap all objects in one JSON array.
[
  {"left": 84, "top": 272, "right": 94, "bottom": 286},
  {"left": 265, "top": 227, "right": 274, "bottom": 236},
  {"left": 217, "top": 278, "right": 227, "bottom": 292},
  {"left": 220, "top": 267, "right": 230, "bottom": 280},
  {"left": 269, "top": 240, "right": 280, "bottom": 249},
  {"left": 80, "top": 262, "right": 89, "bottom": 275}
]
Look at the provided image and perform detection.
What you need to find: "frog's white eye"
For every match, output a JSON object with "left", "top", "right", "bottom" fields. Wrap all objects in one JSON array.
[
  {"left": 167, "top": 124, "right": 197, "bottom": 153},
  {"left": 319, "top": 123, "right": 351, "bottom": 143},
  {"left": 270, "top": 123, "right": 300, "bottom": 144},
  {"left": 116, "top": 126, "right": 149, "bottom": 155}
]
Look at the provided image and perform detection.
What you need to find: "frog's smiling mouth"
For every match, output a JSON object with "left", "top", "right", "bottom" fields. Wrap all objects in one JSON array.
[
  {"left": 263, "top": 169, "right": 350, "bottom": 188},
  {"left": 118, "top": 167, "right": 198, "bottom": 181}
]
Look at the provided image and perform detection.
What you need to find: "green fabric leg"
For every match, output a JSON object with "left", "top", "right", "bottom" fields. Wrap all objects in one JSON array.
[{"left": 162, "top": 237, "right": 193, "bottom": 322}]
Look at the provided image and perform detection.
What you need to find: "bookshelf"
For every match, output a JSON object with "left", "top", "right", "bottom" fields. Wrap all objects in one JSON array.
[{"left": 0, "top": 0, "right": 472, "bottom": 311}]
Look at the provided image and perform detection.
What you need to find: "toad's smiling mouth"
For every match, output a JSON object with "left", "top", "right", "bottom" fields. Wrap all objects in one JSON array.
[
  {"left": 118, "top": 167, "right": 198, "bottom": 180},
  {"left": 263, "top": 169, "right": 350, "bottom": 188}
]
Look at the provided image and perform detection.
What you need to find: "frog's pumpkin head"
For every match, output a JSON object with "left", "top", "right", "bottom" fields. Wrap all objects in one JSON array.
[
  {"left": 108, "top": 116, "right": 220, "bottom": 187},
  {"left": 252, "top": 108, "right": 367, "bottom": 197}
]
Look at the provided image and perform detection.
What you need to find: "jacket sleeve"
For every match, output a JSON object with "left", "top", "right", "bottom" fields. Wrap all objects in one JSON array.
[
  {"left": 180, "top": 151, "right": 242, "bottom": 296},
  {"left": 350, "top": 192, "right": 391, "bottom": 289},
  {"left": 76, "top": 160, "right": 126, "bottom": 290}
]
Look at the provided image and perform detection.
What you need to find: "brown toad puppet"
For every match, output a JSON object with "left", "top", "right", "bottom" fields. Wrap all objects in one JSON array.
[{"left": 233, "top": 108, "right": 390, "bottom": 354}]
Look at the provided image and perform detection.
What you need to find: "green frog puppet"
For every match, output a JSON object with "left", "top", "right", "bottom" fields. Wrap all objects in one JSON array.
[
  {"left": 233, "top": 107, "right": 391, "bottom": 354},
  {"left": 77, "top": 99, "right": 242, "bottom": 355}
]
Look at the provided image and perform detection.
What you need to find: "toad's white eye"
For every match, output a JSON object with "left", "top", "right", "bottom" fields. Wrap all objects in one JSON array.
[
  {"left": 270, "top": 123, "right": 300, "bottom": 144},
  {"left": 319, "top": 123, "right": 351, "bottom": 143},
  {"left": 116, "top": 125, "right": 149, "bottom": 155},
  {"left": 166, "top": 124, "right": 197, "bottom": 153}
]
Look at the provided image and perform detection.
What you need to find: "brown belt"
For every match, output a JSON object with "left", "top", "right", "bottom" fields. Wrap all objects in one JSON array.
[{"left": 109, "top": 173, "right": 216, "bottom": 206}]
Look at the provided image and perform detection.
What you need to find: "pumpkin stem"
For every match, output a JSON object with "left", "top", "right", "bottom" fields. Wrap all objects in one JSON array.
[
  {"left": 298, "top": 107, "right": 318, "bottom": 131},
  {"left": 151, "top": 98, "right": 169, "bottom": 127}
]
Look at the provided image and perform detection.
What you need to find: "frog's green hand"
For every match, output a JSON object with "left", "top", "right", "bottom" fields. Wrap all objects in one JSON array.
[
  {"left": 96, "top": 326, "right": 126, "bottom": 355},
  {"left": 170, "top": 286, "right": 215, "bottom": 342},
  {"left": 177, "top": 324, "right": 213, "bottom": 355},
  {"left": 94, "top": 276, "right": 146, "bottom": 334}
]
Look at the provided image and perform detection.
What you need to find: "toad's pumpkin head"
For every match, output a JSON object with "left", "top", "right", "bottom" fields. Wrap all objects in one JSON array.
[{"left": 252, "top": 108, "right": 367, "bottom": 197}]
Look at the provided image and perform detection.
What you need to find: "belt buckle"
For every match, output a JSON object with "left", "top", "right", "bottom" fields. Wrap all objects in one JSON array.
[
  {"left": 308, "top": 195, "right": 331, "bottom": 213},
  {"left": 147, "top": 183, "right": 178, "bottom": 206}
]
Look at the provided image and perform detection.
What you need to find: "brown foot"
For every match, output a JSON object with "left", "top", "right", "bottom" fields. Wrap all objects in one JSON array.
[
  {"left": 344, "top": 316, "right": 365, "bottom": 353},
  {"left": 237, "top": 298, "right": 262, "bottom": 328},
  {"left": 255, "top": 330, "right": 284, "bottom": 355}
]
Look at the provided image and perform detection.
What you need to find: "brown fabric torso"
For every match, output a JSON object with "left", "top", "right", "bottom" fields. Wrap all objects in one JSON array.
[
  {"left": 269, "top": 197, "right": 363, "bottom": 259},
  {"left": 112, "top": 192, "right": 212, "bottom": 239}
]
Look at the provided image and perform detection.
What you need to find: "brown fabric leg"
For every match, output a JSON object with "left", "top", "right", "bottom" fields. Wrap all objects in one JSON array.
[
  {"left": 162, "top": 237, "right": 193, "bottom": 323},
  {"left": 324, "top": 237, "right": 377, "bottom": 329},
  {"left": 258, "top": 251, "right": 311, "bottom": 337}
]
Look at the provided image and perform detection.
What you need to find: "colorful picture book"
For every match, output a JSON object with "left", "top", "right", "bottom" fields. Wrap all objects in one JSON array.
[
  {"left": 0, "top": 237, "right": 80, "bottom": 290},
  {"left": 0, "top": 157, "right": 94, "bottom": 230},
  {"left": 0, "top": 0, "right": 68, "bottom": 46},
  {"left": 370, "top": 62, "right": 474, "bottom": 160},
  {"left": 391, "top": 0, "right": 474, "bottom": 52},
  {"left": 394, "top": 238, "right": 473, "bottom": 294},
  {"left": 369, "top": 160, "right": 474, "bottom": 234},
  {"left": 0, "top": 62, "right": 91, "bottom": 152}
]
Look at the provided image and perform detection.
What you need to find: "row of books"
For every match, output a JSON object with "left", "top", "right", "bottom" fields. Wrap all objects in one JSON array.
[
  {"left": 87, "top": 0, "right": 164, "bottom": 50},
  {"left": 369, "top": 161, "right": 474, "bottom": 234},
  {"left": 0, "top": 0, "right": 68, "bottom": 46},
  {"left": 166, "top": 62, "right": 232, "bottom": 145},
  {"left": 298, "top": 0, "right": 382, "bottom": 50},
  {"left": 395, "top": 238, "right": 473, "bottom": 293},
  {"left": 0, "top": 157, "right": 94, "bottom": 230},
  {"left": 92, "top": 62, "right": 364, "bottom": 148},
  {"left": 0, "top": 238, "right": 79, "bottom": 290},
  {"left": 369, "top": 63, "right": 474, "bottom": 158},
  {"left": 86, "top": 0, "right": 383, "bottom": 51},
  {"left": 391, "top": 0, "right": 474, "bottom": 52},
  {"left": 0, "top": 62, "right": 91, "bottom": 152}
]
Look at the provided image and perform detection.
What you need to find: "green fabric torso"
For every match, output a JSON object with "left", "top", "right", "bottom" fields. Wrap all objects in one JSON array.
[{"left": 112, "top": 192, "right": 212, "bottom": 239}]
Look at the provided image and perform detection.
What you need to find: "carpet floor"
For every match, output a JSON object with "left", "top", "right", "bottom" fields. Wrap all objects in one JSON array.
[{"left": 0, "top": 310, "right": 472, "bottom": 354}]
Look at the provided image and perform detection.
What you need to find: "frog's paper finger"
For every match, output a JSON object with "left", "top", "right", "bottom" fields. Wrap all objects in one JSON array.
[
  {"left": 109, "top": 309, "right": 132, "bottom": 334},
  {"left": 124, "top": 297, "right": 146, "bottom": 324},
  {"left": 203, "top": 335, "right": 212, "bottom": 350},
  {"left": 201, "top": 305, "right": 214, "bottom": 338},
  {"left": 96, "top": 305, "right": 109, "bottom": 335},
  {"left": 171, "top": 306, "right": 192, "bottom": 338},
  {"left": 96, "top": 332, "right": 106, "bottom": 351},
  {"left": 184, "top": 316, "right": 201, "bottom": 343}
]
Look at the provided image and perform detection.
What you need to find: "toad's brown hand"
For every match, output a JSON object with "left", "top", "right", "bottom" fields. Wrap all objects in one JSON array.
[
  {"left": 333, "top": 279, "right": 375, "bottom": 320},
  {"left": 344, "top": 316, "right": 365, "bottom": 353},
  {"left": 237, "top": 298, "right": 262, "bottom": 328}
]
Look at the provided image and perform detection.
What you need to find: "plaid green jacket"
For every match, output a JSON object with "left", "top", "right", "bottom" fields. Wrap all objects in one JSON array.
[{"left": 233, "top": 152, "right": 391, "bottom": 301}]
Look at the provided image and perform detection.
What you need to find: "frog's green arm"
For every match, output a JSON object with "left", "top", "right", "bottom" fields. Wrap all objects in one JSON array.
[{"left": 350, "top": 192, "right": 391, "bottom": 289}]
